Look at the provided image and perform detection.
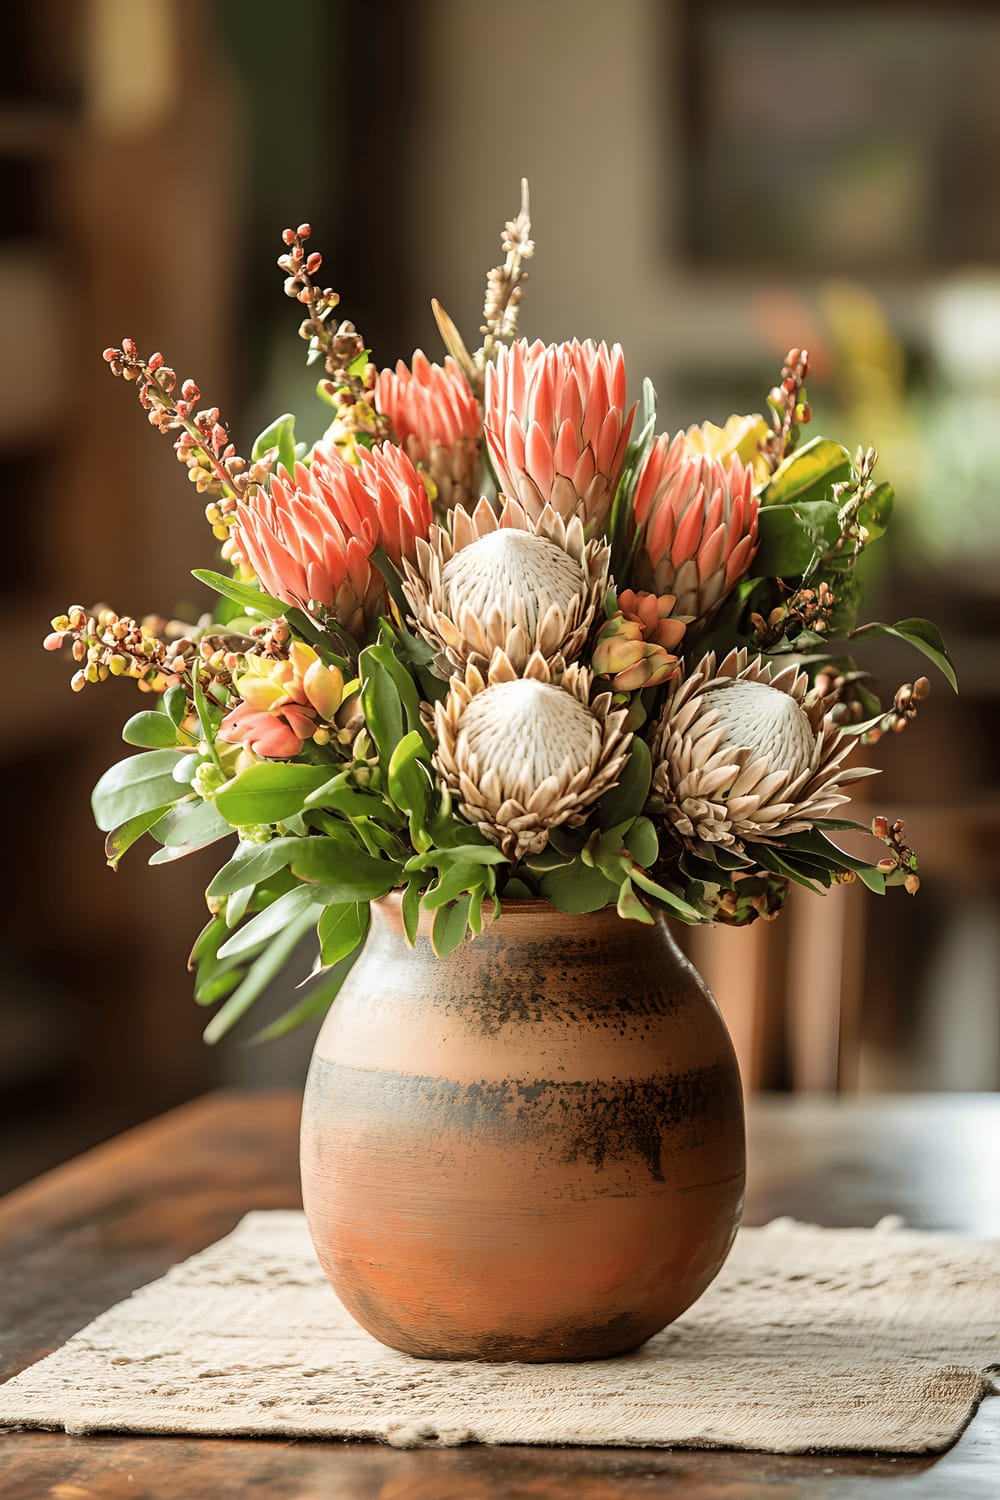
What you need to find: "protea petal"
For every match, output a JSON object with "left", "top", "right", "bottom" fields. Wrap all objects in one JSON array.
[
  {"left": 633, "top": 433, "right": 760, "bottom": 628},
  {"left": 484, "top": 339, "right": 636, "bottom": 535},
  {"left": 649, "top": 648, "right": 877, "bottom": 860},
  {"left": 402, "top": 499, "right": 610, "bottom": 677},
  {"left": 234, "top": 451, "right": 387, "bottom": 638},
  {"left": 432, "top": 652, "right": 632, "bottom": 859},
  {"left": 374, "top": 352, "right": 482, "bottom": 514}
]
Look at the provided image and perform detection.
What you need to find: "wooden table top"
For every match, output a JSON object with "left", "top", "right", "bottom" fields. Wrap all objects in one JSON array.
[{"left": 1, "top": 1090, "right": 998, "bottom": 1498}]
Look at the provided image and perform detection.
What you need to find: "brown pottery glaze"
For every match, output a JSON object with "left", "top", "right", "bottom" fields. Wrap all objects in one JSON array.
[{"left": 300, "top": 897, "right": 745, "bottom": 1362}]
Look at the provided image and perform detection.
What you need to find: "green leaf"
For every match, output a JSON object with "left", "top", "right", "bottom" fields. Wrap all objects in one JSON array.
[
  {"left": 226, "top": 885, "right": 254, "bottom": 928},
  {"left": 358, "top": 640, "right": 428, "bottom": 769},
  {"left": 219, "top": 883, "right": 327, "bottom": 963},
  {"left": 401, "top": 876, "right": 423, "bottom": 945},
  {"left": 122, "top": 705, "right": 183, "bottom": 747},
  {"left": 754, "top": 500, "right": 841, "bottom": 578},
  {"left": 92, "top": 751, "right": 189, "bottom": 833},
  {"left": 163, "top": 685, "right": 188, "bottom": 727},
  {"left": 245, "top": 952, "right": 357, "bottom": 1044},
  {"left": 597, "top": 739, "right": 652, "bottom": 829},
  {"left": 347, "top": 347, "right": 372, "bottom": 379},
  {"left": 203, "top": 906, "right": 317, "bottom": 1044},
  {"left": 432, "top": 894, "right": 472, "bottom": 957},
  {"left": 303, "top": 774, "right": 395, "bottom": 820},
  {"left": 629, "top": 865, "right": 705, "bottom": 922},
  {"left": 251, "top": 412, "right": 296, "bottom": 473},
  {"left": 387, "top": 731, "right": 433, "bottom": 847},
  {"left": 289, "top": 838, "right": 401, "bottom": 900},
  {"left": 539, "top": 859, "right": 619, "bottom": 913},
  {"left": 848, "top": 617, "right": 958, "bottom": 692},
  {"left": 405, "top": 843, "right": 509, "bottom": 874},
  {"left": 206, "top": 837, "right": 305, "bottom": 898},
  {"left": 421, "top": 862, "right": 492, "bottom": 910},
  {"left": 617, "top": 878, "right": 654, "bottom": 924},
  {"left": 214, "top": 763, "right": 334, "bottom": 826},
  {"left": 767, "top": 831, "right": 887, "bottom": 894},
  {"left": 147, "top": 799, "right": 234, "bottom": 863},
  {"left": 192, "top": 568, "right": 288, "bottom": 620},
  {"left": 858, "top": 481, "right": 894, "bottom": 541},
  {"left": 358, "top": 647, "right": 404, "bottom": 767},
  {"left": 762, "top": 437, "right": 853, "bottom": 507},
  {"left": 192, "top": 671, "right": 224, "bottom": 770},
  {"left": 625, "top": 815, "right": 659, "bottom": 868},
  {"left": 317, "top": 901, "right": 370, "bottom": 966},
  {"left": 104, "top": 806, "right": 173, "bottom": 869}
]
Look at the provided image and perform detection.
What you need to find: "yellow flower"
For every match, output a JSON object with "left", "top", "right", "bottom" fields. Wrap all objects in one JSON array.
[{"left": 683, "top": 414, "right": 771, "bottom": 484}]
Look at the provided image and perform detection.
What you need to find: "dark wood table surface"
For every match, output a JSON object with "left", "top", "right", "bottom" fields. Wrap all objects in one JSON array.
[{"left": 1, "top": 1091, "right": 998, "bottom": 1499}]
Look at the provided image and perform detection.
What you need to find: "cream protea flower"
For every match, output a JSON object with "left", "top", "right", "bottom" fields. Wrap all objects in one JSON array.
[
  {"left": 433, "top": 651, "right": 631, "bottom": 858},
  {"left": 484, "top": 339, "right": 635, "bottom": 534},
  {"left": 402, "top": 497, "right": 609, "bottom": 675},
  {"left": 650, "top": 649, "right": 877, "bottom": 860},
  {"left": 374, "top": 351, "right": 482, "bottom": 513},
  {"left": 632, "top": 433, "right": 759, "bottom": 626}
]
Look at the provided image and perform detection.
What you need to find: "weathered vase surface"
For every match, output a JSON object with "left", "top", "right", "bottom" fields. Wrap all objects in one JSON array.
[{"left": 300, "top": 897, "right": 745, "bottom": 1361}]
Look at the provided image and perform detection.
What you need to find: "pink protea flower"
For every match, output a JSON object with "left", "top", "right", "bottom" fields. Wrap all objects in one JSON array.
[
  {"left": 349, "top": 441, "right": 434, "bottom": 572},
  {"left": 235, "top": 460, "right": 385, "bottom": 638},
  {"left": 632, "top": 433, "right": 759, "bottom": 626},
  {"left": 218, "top": 643, "right": 346, "bottom": 760},
  {"left": 484, "top": 339, "right": 635, "bottom": 535},
  {"left": 374, "top": 351, "right": 482, "bottom": 513},
  {"left": 592, "top": 589, "right": 687, "bottom": 691}
]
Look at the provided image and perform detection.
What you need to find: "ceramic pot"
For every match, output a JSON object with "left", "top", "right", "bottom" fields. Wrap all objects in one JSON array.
[{"left": 300, "top": 896, "right": 744, "bottom": 1362}]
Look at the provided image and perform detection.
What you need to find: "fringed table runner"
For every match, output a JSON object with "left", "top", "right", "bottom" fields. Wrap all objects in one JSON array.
[{"left": 1, "top": 1212, "right": 997, "bottom": 1452}]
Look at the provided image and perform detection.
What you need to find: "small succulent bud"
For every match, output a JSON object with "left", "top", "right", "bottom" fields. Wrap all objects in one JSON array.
[{"left": 904, "top": 873, "right": 920, "bottom": 895}]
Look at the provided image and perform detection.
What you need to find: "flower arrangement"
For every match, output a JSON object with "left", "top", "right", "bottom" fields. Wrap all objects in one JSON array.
[{"left": 44, "top": 184, "right": 955, "bottom": 1042}]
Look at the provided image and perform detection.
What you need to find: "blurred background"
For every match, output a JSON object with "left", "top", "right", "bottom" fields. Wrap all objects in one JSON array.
[{"left": 2, "top": 0, "right": 998, "bottom": 1192}]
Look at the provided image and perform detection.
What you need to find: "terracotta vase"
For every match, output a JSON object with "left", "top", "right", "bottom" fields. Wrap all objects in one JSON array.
[{"left": 300, "top": 896, "right": 745, "bottom": 1362}]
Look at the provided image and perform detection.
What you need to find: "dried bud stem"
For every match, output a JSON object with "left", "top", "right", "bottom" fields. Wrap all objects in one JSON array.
[{"left": 761, "top": 347, "right": 811, "bottom": 472}]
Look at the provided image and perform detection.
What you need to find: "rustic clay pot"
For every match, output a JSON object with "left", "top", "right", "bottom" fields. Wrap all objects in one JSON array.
[{"left": 300, "top": 896, "right": 745, "bottom": 1362}]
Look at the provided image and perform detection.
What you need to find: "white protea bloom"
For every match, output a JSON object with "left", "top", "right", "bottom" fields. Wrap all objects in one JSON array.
[
  {"left": 402, "top": 496, "right": 609, "bottom": 676},
  {"left": 649, "top": 649, "right": 877, "bottom": 860},
  {"left": 433, "top": 651, "right": 631, "bottom": 859}
]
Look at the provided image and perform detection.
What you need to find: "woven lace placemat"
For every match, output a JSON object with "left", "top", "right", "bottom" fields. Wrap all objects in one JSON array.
[{"left": 1, "top": 1211, "right": 998, "bottom": 1452}]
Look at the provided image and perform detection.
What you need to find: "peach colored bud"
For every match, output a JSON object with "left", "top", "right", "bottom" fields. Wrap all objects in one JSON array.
[
  {"left": 913, "top": 676, "right": 931, "bottom": 700},
  {"left": 306, "top": 253, "right": 322, "bottom": 275},
  {"left": 904, "top": 873, "right": 920, "bottom": 895},
  {"left": 872, "top": 815, "right": 889, "bottom": 839},
  {"left": 122, "top": 337, "right": 137, "bottom": 357},
  {"left": 877, "top": 858, "right": 896, "bottom": 873},
  {"left": 43, "top": 632, "right": 64, "bottom": 651},
  {"left": 281, "top": 228, "right": 295, "bottom": 245},
  {"left": 71, "top": 671, "right": 86, "bottom": 692},
  {"left": 296, "top": 223, "right": 311, "bottom": 238}
]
